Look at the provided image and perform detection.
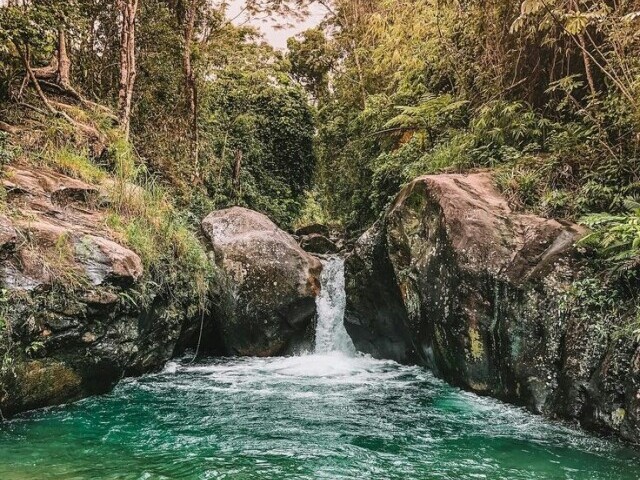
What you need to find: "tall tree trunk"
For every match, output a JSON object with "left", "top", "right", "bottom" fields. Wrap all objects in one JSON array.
[
  {"left": 117, "top": 0, "right": 138, "bottom": 139},
  {"left": 183, "top": 0, "right": 199, "bottom": 176},
  {"left": 57, "top": 28, "right": 72, "bottom": 90},
  {"left": 579, "top": 32, "right": 597, "bottom": 97},
  {"left": 569, "top": 0, "right": 597, "bottom": 97}
]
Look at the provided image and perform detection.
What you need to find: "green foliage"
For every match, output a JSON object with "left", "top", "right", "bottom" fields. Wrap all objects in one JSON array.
[
  {"left": 559, "top": 277, "right": 618, "bottom": 351},
  {"left": 51, "top": 147, "right": 106, "bottom": 183},
  {"left": 580, "top": 199, "right": 640, "bottom": 272},
  {"left": 0, "top": 288, "right": 13, "bottom": 381},
  {"left": 106, "top": 171, "right": 212, "bottom": 312},
  {"left": 560, "top": 275, "right": 640, "bottom": 344},
  {"left": 305, "top": 0, "right": 640, "bottom": 232},
  {"left": 25, "top": 341, "right": 45, "bottom": 358},
  {"left": 495, "top": 164, "right": 542, "bottom": 210},
  {"left": 383, "top": 94, "right": 468, "bottom": 143},
  {"left": 0, "top": 1, "right": 82, "bottom": 102},
  {"left": 561, "top": 277, "right": 620, "bottom": 323},
  {"left": 0, "top": 132, "right": 16, "bottom": 169},
  {"left": 294, "top": 189, "right": 333, "bottom": 230},
  {"left": 0, "top": 2, "right": 63, "bottom": 48},
  {"left": 287, "top": 28, "right": 335, "bottom": 100},
  {"left": 107, "top": 137, "right": 137, "bottom": 181},
  {"left": 468, "top": 101, "right": 544, "bottom": 162},
  {"left": 2, "top": 0, "right": 317, "bottom": 232},
  {"left": 201, "top": 48, "right": 316, "bottom": 228}
]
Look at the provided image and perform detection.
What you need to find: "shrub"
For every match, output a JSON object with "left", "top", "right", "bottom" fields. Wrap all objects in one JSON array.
[{"left": 580, "top": 199, "right": 640, "bottom": 275}]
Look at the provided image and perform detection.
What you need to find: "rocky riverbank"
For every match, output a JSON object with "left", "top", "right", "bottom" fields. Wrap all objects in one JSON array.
[
  {"left": 344, "top": 172, "right": 640, "bottom": 444},
  {"left": 0, "top": 166, "right": 322, "bottom": 418}
]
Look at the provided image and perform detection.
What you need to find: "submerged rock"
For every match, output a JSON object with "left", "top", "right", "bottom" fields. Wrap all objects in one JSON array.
[
  {"left": 345, "top": 172, "right": 640, "bottom": 443},
  {"left": 202, "top": 207, "right": 322, "bottom": 356}
]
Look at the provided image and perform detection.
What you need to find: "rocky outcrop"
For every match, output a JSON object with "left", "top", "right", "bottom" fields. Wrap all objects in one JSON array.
[
  {"left": 345, "top": 172, "right": 640, "bottom": 443},
  {"left": 202, "top": 207, "right": 322, "bottom": 356},
  {"left": 0, "top": 166, "right": 325, "bottom": 416},
  {"left": 0, "top": 165, "right": 197, "bottom": 417}
]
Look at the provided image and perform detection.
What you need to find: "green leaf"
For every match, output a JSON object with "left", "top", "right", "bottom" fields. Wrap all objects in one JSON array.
[
  {"left": 565, "top": 13, "right": 590, "bottom": 34},
  {"left": 521, "top": 0, "right": 545, "bottom": 15}
]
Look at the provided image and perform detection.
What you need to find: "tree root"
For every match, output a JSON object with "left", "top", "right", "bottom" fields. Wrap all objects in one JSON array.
[
  {"left": 0, "top": 122, "right": 20, "bottom": 135},
  {"left": 14, "top": 43, "right": 108, "bottom": 156}
]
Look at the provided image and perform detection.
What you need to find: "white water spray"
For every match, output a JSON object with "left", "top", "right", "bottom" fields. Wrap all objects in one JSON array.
[{"left": 314, "top": 257, "right": 356, "bottom": 355}]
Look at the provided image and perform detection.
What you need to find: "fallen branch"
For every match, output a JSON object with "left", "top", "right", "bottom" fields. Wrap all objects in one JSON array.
[
  {"left": 0, "top": 122, "right": 20, "bottom": 135},
  {"left": 18, "top": 101, "right": 49, "bottom": 117}
]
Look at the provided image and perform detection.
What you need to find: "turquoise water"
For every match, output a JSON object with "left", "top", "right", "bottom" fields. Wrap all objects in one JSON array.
[{"left": 0, "top": 354, "right": 639, "bottom": 479}]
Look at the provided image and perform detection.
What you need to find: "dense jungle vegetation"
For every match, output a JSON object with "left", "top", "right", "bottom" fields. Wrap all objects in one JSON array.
[{"left": 0, "top": 0, "right": 639, "bottom": 291}]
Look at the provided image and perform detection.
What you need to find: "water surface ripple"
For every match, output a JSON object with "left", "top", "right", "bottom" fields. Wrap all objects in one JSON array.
[{"left": 0, "top": 354, "right": 639, "bottom": 479}]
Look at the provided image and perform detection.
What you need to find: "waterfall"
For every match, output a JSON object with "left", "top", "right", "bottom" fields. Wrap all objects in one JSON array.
[{"left": 314, "top": 257, "right": 356, "bottom": 355}]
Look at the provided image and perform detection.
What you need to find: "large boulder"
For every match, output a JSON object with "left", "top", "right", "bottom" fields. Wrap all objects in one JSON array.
[
  {"left": 202, "top": 207, "right": 322, "bottom": 356},
  {"left": 345, "top": 173, "right": 640, "bottom": 443}
]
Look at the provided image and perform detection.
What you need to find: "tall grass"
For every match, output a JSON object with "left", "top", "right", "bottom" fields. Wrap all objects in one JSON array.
[
  {"left": 106, "top": 165, "right": 212, "bottom": 313},
  {"left": 51, "top": 147, "right": 106, "bottom": 183}
]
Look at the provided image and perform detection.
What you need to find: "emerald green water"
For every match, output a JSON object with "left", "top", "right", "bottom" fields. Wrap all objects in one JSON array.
[{"left": 0, "top": 354, "right": 638, "bottom": 479}]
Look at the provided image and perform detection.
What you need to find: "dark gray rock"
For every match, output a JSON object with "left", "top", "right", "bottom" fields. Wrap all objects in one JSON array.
[
  {"left": 295, "top": 223, "right": 330, "bottom": 237},
  {"left": 345, "top": 172, "right": 640, "bottom": 444},
  {"left": 344, "top": 220, "right": 419, "bottom": 363},
  {"left": 300, "top": 233, "right": 338, "bottom": 255}
]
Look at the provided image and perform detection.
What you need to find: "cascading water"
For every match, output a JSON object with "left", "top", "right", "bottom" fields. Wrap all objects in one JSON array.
[{"left": 314, "top": 256, "right": 356, "bottom": 355}]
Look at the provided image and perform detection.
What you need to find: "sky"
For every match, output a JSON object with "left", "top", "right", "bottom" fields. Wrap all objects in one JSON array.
[{"left": 226, "top": 1, "right": 327, "bottom": 50}]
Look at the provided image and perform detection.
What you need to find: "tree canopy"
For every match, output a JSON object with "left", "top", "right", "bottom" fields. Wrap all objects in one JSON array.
[{"left": 1, "top": 0, "right": 640, "bottom": 264}]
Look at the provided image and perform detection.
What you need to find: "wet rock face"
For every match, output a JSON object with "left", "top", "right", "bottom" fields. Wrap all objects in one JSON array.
[
  {"left": 344, "top": 221, "right": 418, "bottom": 363},
  {"left": 345, "top": 173, "right": 640, "bottom": 443},
  {"left": 0, "top": 166, "right": 191, "bottom": 417},
  {"left": 202, "top": 207, "right": 322, "bottom": 356}
]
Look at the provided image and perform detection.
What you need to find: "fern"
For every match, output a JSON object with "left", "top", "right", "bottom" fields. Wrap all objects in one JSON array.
[
  {"left": 580, "top": 200, "right": 640, "bottom": 271},
  {"left": 383, "top": 94, "right": 468, "bottom": 134}
]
